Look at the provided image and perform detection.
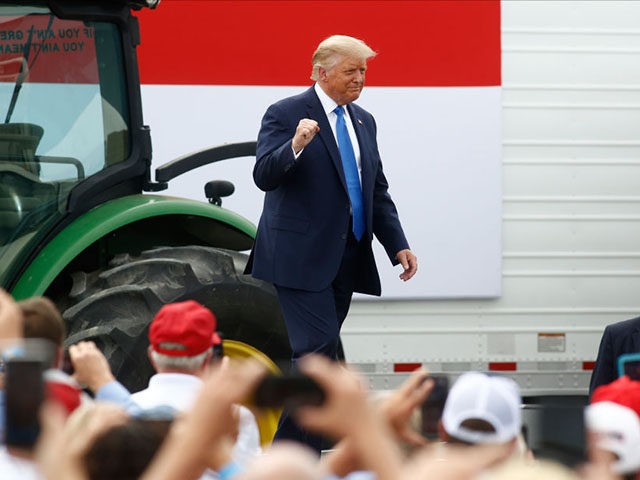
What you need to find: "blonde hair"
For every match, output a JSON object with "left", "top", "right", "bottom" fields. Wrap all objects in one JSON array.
[{"left": 310, "top": 35, "right": 377, "bottom": 81}]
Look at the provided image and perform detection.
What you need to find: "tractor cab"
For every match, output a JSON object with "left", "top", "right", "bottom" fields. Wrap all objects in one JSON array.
[
  {"left": 0, "top": 1, "right": 151, "bottom": 289},
  {"left": 0, "top": 1, "right": 288, "bottom": 444}
]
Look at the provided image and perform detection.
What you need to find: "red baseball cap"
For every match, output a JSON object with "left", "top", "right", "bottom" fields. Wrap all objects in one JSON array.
[
  {"left": 149, "top": 300, "right": 217, "bottom": 357},
  {"left": 592, "top": 375, "right": 640, "bottom": 417}
]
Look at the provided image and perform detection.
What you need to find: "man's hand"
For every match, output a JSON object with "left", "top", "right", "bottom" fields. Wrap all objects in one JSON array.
[
  {"left": 379, "top": 368, "right": 432, "bottom": 447},
  {"left": 292, "top": 118, "right": 319, "bottom": 153},
  {"left": 295, "top": 355, "right": 370, "bottom": 440},
  {"left": 0, "top": 288, "right": 22, "bottom": 342},
  {"left": 396, "top": 249, "right": 418, "bottom": 281},
  {"left": 69, "top": 341, "right": 115, "bottom": 393}
]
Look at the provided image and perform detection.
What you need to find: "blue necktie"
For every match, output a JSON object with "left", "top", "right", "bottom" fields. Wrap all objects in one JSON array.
[{"left": 334, "top": 106, "right": 365, "bottom": 240}]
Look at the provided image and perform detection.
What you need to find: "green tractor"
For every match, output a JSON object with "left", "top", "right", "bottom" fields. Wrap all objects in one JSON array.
[{"left": 0, "top": 0, "right": 288, "bottom": 440}]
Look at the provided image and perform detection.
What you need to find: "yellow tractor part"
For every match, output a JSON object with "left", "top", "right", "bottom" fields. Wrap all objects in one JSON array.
[{"left": 222, "top": 339, "right": 282, "bottom": 445}]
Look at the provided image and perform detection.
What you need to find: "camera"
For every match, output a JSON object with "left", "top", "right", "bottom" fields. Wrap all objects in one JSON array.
[
  {"left": 420, "top": 375, "right": 449, "bottom": 439},
  {"left": 211, "top": 332, "right": 224, "bottom": 362}
]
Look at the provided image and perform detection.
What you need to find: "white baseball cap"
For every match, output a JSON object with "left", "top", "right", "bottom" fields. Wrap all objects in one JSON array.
[
  {"left": 442, "top": 371, "right": 522, "bottom": 444},
  {"left": 585, "top": 401, "right": 640, "bottom": 475}
]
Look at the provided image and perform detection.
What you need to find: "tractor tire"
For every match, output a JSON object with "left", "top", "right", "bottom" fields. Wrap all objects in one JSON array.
[{"left": 62, "top": 245, "right": 291, "bottom": 393}]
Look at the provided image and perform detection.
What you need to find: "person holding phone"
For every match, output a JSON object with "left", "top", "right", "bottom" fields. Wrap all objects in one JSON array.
[
  {"left": 0, "top": 296, "right": 87, "bottom": 448},
  {"left": 19, "top": 297, "right": 86, "bottom": 415},
  {"left": 0, "top": 291, "right": 43, "bottom": 479},
  {"left": 131, "top": 300, "right": 262, "bottom": 469},
  {"left": 438, "top": 372, "right": 525, "bottom": 464}
]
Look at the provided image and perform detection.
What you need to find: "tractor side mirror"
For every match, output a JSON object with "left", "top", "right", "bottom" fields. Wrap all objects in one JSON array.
[{"left": 205, "top": 180, "right": 235, "bottom": 206}]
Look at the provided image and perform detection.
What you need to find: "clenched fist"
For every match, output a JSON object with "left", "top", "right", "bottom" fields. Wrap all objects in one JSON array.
[{"left": 292, "top": 118, "right": 320, "bottom": 153}]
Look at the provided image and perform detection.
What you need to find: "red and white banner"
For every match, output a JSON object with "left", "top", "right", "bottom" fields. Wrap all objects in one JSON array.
[{"left": 136, "top": 0, "right": 502, "bottom": 299}]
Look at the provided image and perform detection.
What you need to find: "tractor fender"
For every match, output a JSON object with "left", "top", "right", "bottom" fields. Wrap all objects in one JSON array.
[{"left": 11, "top": 194, "right": 256, "bottom": 299}]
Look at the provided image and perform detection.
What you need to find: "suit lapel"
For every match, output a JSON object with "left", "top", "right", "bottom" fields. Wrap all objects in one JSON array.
[{"left": 347, "top": 103, "right": 370, "bottom": 182}]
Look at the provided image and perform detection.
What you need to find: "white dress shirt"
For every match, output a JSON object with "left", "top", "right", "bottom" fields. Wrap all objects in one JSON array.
[
  {"left": 132, "top": 373, "right": 262, "bottom": 471},
  {"left": 313, "top": 82, "right": 363, "bottom": 180}
]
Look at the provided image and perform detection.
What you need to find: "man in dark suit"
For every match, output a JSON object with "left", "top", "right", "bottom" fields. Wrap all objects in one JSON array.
[
  {"left": 590, "top": 316, "right": 640, "bottom": 395},
  {"left": 248, "top": 35, "right": 417, "bottom": 451}
]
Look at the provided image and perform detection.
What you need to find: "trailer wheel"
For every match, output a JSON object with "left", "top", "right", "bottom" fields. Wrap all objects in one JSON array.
[{"left": 62, "top": 245, "right": 291, "bottom": 394}]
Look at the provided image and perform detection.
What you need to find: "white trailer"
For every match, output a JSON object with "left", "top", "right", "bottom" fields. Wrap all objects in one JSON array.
[
  {"left": 343, "top": 0, "right": 640, "bottom": 398},
  {"left": 139, "top": 1, "right": 640, "bottom": 399}
]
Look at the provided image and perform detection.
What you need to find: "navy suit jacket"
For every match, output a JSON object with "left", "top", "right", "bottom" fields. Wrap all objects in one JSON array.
[
  {"left": 249, "top": 86, "right": 410, "bottom": 294},
  {"left": 589, "top": 316, "right": 640, "bottom": 395}
]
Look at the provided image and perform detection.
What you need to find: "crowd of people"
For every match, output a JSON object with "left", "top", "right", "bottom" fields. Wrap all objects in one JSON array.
[{"left": 0, "top": 287, "right": 639, "bottom": 480}]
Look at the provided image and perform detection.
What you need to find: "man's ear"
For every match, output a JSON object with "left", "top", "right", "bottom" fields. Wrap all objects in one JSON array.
[
  {"left": 318, "top": 66, "right": 327, "bottom": 81},
  {"left": 202, "top": 349, "right": 213, "bottom": 369}
]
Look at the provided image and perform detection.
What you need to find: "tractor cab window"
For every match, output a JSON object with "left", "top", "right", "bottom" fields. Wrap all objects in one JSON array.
[
  {"left": 0, "top": 4, "right": 130, "bottom": 283},
  {"left": 0, "top": 8, "right": 130, "bottom": 178}
]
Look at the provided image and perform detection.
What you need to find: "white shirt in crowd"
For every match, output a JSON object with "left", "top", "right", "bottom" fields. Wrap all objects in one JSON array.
[{"left": 132, "top": 372, "right": 262, "bottom": 466}]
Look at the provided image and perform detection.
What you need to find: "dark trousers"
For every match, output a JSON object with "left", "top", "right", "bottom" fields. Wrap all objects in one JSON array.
[{"left": 273, "top": 233, "right": 363, "bottom": 453}]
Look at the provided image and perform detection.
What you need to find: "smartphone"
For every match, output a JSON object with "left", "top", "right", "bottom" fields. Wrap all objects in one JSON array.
[
  {"left": 421, "top": 375, "right": 449, "bottom": 439},
  {"left": 617, "top": 352, "right": 640, "bottom": 380},
  {"left": 253, "top": 373, "right": 325, "bottom": 409},
  {"left": 211, "top": 333, "right": 224, "bottom": 361},
  {"left": 4, "top": 358, "right": 45, "bottom": 449}
]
